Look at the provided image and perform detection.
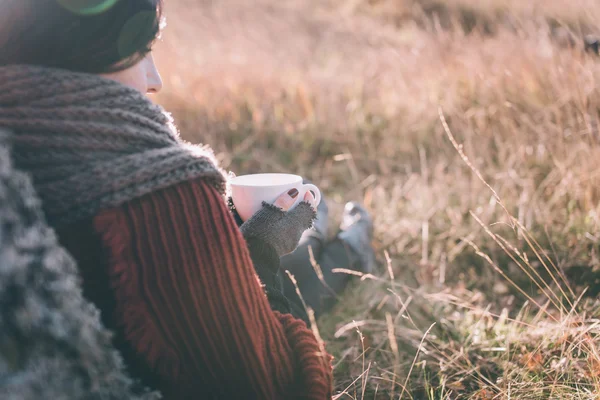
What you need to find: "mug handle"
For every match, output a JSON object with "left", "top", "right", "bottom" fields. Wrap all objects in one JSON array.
[{"left": 292, "top": 183, "right": 321, "bottom": 209}]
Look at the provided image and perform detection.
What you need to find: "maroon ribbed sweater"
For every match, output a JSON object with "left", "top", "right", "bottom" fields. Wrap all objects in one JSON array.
[{"left": 57, "top": 178, "right": 333, "bottom": 399}]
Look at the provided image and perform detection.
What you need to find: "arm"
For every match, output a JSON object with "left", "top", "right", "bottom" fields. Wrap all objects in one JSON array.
[
  {"left": 227, "top": 197, "right": 313, "bottom": 322},
  {"left": 243, "top": 235, "right": 309, "bottom": 323},
  {"left": 93, "top": 179, "right": 332, "bottom": 399}
]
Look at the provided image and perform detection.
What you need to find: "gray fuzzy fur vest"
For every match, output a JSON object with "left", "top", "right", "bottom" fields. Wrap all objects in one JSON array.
[{"left": 0, "top": 132, "right": 160, "bottom": 399}]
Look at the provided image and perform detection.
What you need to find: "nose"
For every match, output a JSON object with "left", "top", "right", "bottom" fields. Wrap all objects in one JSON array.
[
  {"left": 147, "top": 71, "right": 163, "bottom": 94},
  {"left": 146, "top": 55, "right": 163, "bottom": 94}
]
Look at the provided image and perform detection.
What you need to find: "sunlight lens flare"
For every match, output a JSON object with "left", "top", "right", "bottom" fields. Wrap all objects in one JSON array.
[
  {"left": 57, "top": 0, "right": 118, "bottom": 16},
  {"left": 117, "top": 11, "right": 156, "bottom": 58}
]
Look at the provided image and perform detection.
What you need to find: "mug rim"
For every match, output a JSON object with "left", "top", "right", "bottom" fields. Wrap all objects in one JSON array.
[{"left": 230, "top": 173, "right": 303, "bottom": 188}]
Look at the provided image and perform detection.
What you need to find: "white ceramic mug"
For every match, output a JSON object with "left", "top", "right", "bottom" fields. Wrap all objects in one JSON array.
[{"left": 230, "top": 173, "right": 322, "bottom": 222}]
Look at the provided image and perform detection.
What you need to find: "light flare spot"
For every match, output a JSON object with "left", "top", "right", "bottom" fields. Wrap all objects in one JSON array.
[{"left": 56, "top": 0, "right": 119, "bottom": 16}]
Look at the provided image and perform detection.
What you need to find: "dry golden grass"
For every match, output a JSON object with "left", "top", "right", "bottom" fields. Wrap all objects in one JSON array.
[
  {"left": 330, "top": 0, "right": 600, "bottom": 33},
  {"left": 154, "top": 0, "right": 600, "bottom": 398}
]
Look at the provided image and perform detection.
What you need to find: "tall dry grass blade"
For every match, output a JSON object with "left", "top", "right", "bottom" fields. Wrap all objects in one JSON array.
[
  {"left": 542, "top": 224, "right": 577, "bottom": 299},
  {"left": 354, "top": 326, "right": 368, "bottom": 399},
  {"left": 286, "top": 271, "right": 330, "bottom": 375},
  {"left": 308, "top": 244, "right": 337, "bottom": 297},
  {"left": 470, "top": 213, "right": 565, "bottom": 312},
  {"left": 439, "top": 108, "right": 514, "bottom": 228},
  {"left": 388, "top": 289, "right": 415, "bottom": 326},
  {"left": 335, "top": 320, "right": 372, "bottom": 338},
  {"left": 306, "top": 307, "right": 330, "bottom": 371},
  {"left": 464, "top": 237, "right": 559, "bottom": 322},
  {"left": 331, "top": 268, "right": 378, "bottom": 281},
  {"left": 358, "top": 327, "right": 370, "bottom": 400},
  {"left": 285, "top": 270, "right": 309, "bottom": 313},
  {"left": 494, "top": 233, "right": 573, "bottom": 310},
  {"left": 286, "top": 270, "right": 329, "bottom": 358},
  {"left": 471, "top": 216, "right": 565, "bottom": 311},
  {"left": 513, "top": 218, "right": 576, "bottom": 300},
  {"left": 399, "top": 322, "right": 436, "bottom": 400},
  {"left": 386, "top": 312, "right": 400, "bottom": 400},
  {"left": 384, "top": 250, "right": 394, "bottom": 281}
]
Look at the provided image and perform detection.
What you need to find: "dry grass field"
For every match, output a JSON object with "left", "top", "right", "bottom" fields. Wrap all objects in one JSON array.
[{"left": 153, "top": 0, "right": 600, "bottom": 398}]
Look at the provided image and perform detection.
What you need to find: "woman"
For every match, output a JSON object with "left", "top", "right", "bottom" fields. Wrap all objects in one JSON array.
[{"left": 0, "top": 0, "right": 374, "bottom": 398}]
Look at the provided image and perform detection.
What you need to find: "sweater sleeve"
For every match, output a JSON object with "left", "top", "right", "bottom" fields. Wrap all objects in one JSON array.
[{"left": 92, "top": 178, "right": 332, "bottom": 399}]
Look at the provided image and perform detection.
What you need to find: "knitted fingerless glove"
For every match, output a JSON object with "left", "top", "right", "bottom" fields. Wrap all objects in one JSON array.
[{"left": 240, "top": 202, "right": 316, "bottom": 258}]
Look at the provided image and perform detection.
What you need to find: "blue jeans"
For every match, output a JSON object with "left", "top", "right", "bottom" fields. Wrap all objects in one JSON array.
[{"left": 280, "top": 234, "right": 359, "bottom": 318}]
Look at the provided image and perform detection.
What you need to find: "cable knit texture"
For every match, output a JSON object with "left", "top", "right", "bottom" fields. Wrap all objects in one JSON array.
[
  {"left": 58, "top": 179, "right": 333, "bottom": 399},
  {"left": 0, "top": 132, "right": 159, "bottom": 400},
  {"left": 0, "top": 65, "right": 227, "bottom": 229}
]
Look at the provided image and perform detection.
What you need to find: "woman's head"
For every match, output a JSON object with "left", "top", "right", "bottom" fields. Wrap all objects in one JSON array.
[{"left": 0, "top": 0, "right": 164, "bottom": 93}]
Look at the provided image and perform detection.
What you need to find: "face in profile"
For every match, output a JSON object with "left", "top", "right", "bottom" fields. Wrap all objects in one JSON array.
[
  {"left": 0, "top": 0, "right": 164, "bottom": 95},
  {"left": 101, "top": 52, "right": 163, "bottom": 95}
]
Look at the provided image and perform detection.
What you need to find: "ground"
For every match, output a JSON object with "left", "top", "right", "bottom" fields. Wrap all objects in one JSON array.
[{"left": 154, "top": 1, "right": 600, "bottom": 398}]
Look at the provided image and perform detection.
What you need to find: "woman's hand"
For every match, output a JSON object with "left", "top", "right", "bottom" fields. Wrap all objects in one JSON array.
[
  {"left": 273, "top": 189, "right": 317, "bottom": 212},
  {"left": 239, "top": 189, "right": 318, "bottom": 258},
  {"left": 228, "top": 191, "right": 317, "bottom": 226}
]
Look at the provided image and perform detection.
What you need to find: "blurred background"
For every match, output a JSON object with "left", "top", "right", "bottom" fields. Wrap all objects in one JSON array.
[{"left": 153, "top": 1, "right": 600, "bottom": 398}]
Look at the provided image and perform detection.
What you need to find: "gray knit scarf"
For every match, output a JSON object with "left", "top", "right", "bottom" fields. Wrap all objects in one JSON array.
[{"left": 0, "top": 65, "right": 227, "bottom": 229}]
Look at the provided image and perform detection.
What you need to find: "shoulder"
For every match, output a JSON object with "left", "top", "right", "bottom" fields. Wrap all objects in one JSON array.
[
  {"left": 122, "top": 177, "right": 230, "bottom": 218},
  {"left": 95, "top": 177, "right": 236, "bottom": 241}
]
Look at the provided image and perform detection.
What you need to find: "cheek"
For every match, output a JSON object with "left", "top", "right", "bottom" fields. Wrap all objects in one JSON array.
[
  {"left": 125, "top": 65, "right": 148, "bottom": 93},
  {"left": 100, "top": 64, "right": 148, "bottom": 93}
]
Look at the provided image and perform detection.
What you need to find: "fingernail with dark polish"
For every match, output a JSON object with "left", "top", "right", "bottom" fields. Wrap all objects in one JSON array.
[{"left": 288, "top": 188, "right": 299, "bottom": 198}]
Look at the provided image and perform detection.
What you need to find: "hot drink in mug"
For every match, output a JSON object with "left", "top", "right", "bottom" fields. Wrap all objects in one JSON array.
[{"left": 230, "top": 173, "right": 322, "bottom": 222}]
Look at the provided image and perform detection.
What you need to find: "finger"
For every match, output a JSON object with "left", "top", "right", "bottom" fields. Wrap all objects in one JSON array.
[
  {"left": 287, "top": 201, "right": 318, "bottom": 231},
  {"left": 273, "top": 188, "right": 299, "bottom": 211},
  {"left": 304, "top": 191, "right": 317, "bottom": 210}
]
